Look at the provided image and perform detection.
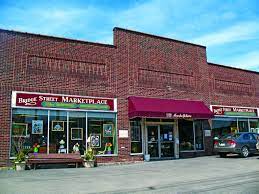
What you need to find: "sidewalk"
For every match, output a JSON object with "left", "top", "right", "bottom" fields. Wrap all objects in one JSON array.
[{"left": 0, "top": 155, "right": 259, "bottom": 194}]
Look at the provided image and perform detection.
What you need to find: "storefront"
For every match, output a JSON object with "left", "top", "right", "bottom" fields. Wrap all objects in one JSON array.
[
  {"left": 210, "top": 105, "right": 259, "bottom": 139},
  {"left": 129, "top": 97, "right": 214, "bottom": 160},
  {"left": 1, "top": 27, "right": 259, "bottom": 166},
  {"left": 10, "top": 91, "right": 117, "bottom": 157}
]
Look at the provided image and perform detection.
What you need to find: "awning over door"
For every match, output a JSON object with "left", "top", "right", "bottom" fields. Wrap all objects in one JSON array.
[{"left": 128, "top": 96, "right": 214, "bottom": 119}]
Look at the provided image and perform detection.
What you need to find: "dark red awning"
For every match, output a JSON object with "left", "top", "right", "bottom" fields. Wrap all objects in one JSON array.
[{"left": 128, "top": 96, "right": 214, "bottom": 119}]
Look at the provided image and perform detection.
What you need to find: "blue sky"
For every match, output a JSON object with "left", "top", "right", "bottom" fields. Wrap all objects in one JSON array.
[{"left": 0, "top": 0, "right": 259, "bottom": 72}]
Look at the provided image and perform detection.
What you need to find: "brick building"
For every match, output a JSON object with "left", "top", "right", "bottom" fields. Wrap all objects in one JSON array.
[{"left": 0, "top": 27, "right": 258, "bottom": 166}]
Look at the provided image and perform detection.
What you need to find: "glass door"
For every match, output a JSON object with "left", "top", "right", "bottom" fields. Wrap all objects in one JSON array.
[
  {"left": 160, "top": 124, "right": 174, "bottom": 158},
  {"left": 147, "top": 125, "right": 159, "bottom": 158}
]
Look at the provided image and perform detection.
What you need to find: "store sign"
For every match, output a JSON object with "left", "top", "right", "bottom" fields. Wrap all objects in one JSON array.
[
  {"left": 166, "top": 113, "right": 192, "bottom": 118},
  {"left": 12, "top": 91, "right": 116, "bottom": 111},
  {"left": 119, "top": 130, "right": 128, "bottom": 138},
  {"left": 211, "top": 105, "right": 258, "bottom": 117}
]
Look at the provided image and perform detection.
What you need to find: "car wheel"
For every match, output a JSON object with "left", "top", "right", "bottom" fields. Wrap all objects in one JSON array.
[
  {"left": 240, "top": 146, "right": 249, "bottom": 158},
  {"left": 219, "top": 153, "right": 227, "bottom": 158}
]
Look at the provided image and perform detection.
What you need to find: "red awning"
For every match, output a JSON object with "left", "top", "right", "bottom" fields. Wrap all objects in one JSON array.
[{"left": 128, "top": 96, "right": 214, "bottom": 119}]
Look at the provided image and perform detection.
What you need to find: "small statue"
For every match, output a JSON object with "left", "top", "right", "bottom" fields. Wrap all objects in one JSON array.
[
  {"left": 73, "top": 143, "right": 80, "bottom": 153},
  {"left": 59, "top": 139, "right": 65, "bottom": 149}
]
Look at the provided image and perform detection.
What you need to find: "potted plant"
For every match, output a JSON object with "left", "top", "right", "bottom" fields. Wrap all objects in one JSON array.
[
  {"left": 14, "top": 150, "right": 26, "bottom": 171},
  {"left": 83, "top": 148, "right": 96, "bottom": 168}
]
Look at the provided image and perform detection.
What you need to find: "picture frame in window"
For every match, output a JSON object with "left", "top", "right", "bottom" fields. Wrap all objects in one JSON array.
[
  {"left": 12, "top": 123, "right": 28, "bottom": 137},
  {"left": 71, "top": 128, "right": 83, "bottom": 140},
  {"left": 52, "top": 121, "right": 64, "bottom": 131},
  {"left": 32, "top": 120, "right": 43, "bottom": 134},
  {"left": 103, "top": 124, "right": 113, "bottom": 137},
  {"left": 89, "top": 133, "right": 101, "bottom": 148}
]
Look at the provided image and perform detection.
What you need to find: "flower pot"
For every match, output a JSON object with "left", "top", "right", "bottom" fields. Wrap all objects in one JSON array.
[
  {"left": 15, "top": 161, "right": 26, "bottom": 171},
  {"left": 144, "top": 154, "right": 150, "bottom": 162},
  {"left": 106, "top": 150, "right": 112, "bottom": 154},
  {"left": 83, "top": 160, "right": 95, "bottom": 168}
]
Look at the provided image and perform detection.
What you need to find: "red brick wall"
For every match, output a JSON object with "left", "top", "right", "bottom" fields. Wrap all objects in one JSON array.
[
  {"left": 209, "top": 64, "right": 259, "bottom": 107},
  {"left": 0, "top": 28, "right": 259, "bottom": 165}
]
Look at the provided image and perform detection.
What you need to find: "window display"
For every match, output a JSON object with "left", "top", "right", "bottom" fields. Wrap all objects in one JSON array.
[
  {"left": 194, "top": 120, "right": 204, "bottom": 150},
  {"left": 212, "top": 118, "right": 237, "bottom": 139},
  {"left": 11, "top": 109, "right": 48, "bottom": 157},
  {"left": 130, "top": 119, "right": 142, "bottom": 154},
  {"left": 250, "top": 119, "right": 259, "bottom": 133},
  {"left": 238, "top": 119, "right": 249, "bottom": 132},
  {"left": 11, "top": 108, "right": 117, "bottom": 157},
  {"left": 179, "top": 119, "right": 194, "bottom": 151},
  {"left": 68, "top": 111, "right": 86, "bottom": 154},
  {"left": 88, "top": 113, "right": 117, "bottom": 155},
  {"left": 49, "top": 111, "right": 67, "bottom": 153}
]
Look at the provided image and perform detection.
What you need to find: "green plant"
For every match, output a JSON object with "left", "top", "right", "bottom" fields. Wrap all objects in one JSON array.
[
  {"left": 14, "top": 150, "right": 26, "bottom": 163},
  {"left": 84, "top": 148, "right": 95, "bottom": 161}
]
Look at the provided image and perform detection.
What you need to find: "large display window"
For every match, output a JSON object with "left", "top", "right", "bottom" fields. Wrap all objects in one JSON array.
[
  {"left": 194, "top": 120, "right": 204, "bottom": 150},
  {"left": 179, "top": 119, "right": 206, "bottom": 151},
  {"left": 212, "top": 118, "right": 237, "bottom": 139},
  {"left": 250, "top": 119, "right": 259, "bottom": 133},
  {"left": 212, "top": 118, "right": 259, "bottom": 139},
  {"left": 130, "top": 119, "right": 142, "bottom": 154},
  {"left": 69, "top": 112, "right": 86, "bottom": 155},
  {"left": 11, "top": 108, "right": 117, "bottom": 157},
  {"left": 88, "top": 113, "right": 117, "bottom": 155},
  {"left": 11, "top": 109, "right": 48, "bottom": 157},
  {"left": 49, "top": 110, "right": 67, "bottom": 153},
  {"left": 179, "top": 119, "right": 194, "bottom": 151}
]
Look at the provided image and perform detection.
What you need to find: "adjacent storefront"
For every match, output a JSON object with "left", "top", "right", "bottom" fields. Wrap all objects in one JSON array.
[
  {"left": 129, "top": 97, "right": 214, "bottom": 160},
  {"left": 210, "top": 105, "right": 259, "bottom": 139},
  {"left": 10, "top": 91, "right": 117, "bottom": 157}
]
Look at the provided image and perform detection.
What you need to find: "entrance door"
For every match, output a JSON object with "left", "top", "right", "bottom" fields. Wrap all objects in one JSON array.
[
  {"left": 147, "top": 124, "right": 174, "bottom": 159},
  {"left": 147, "top": 125, "right": 159, "bottom": 158},
  {"left": 160, "top": 125, "right": 174, "bottom": 158}
]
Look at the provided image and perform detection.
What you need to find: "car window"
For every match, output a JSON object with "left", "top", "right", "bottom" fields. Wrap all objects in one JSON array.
[
  {"left": 222, "top": 133, "right": 241, "bottom": 139},
  {"left": 243, "top": 134, "right": 249, "bottom": 140},
  {"left": 249, "top": 134, "right": 256, "bottom": 140},
  {"left": 252, "top": 134, "right": 259, "bottom": 140}
]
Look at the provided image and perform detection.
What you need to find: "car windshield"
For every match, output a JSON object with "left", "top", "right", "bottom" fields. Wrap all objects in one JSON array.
[{"left": 222, "top": 133, "right": 241, "bottom": 139}]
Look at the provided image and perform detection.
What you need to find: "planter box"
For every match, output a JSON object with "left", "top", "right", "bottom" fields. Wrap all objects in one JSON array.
[
  {"left": 15, "top": 161, "right": 26, "bottom": 171},
  {"left": 83, "top": 160, "right": 95, "bottom": 168}
]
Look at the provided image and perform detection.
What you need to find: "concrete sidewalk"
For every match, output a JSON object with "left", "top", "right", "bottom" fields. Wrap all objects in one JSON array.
[{"left": 0, "top": 155, "right": 259, "bottom": 194}]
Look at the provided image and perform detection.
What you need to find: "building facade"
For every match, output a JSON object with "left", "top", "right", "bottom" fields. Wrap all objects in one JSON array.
[{"left": 0, "top": 27, "right": 258, "bottom": 166}]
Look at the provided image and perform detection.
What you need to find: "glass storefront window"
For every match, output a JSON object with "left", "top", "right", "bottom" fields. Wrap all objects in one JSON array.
[
  {"left": 179, "top": 119, "right": 194, "bottom": 151},
  {"left": 194, "top": 120, "right": 204, "bottom": 150},
  {"left": 11, "top": 109, "right": 117, "bottom": 157},
  {"left": 250, "top": 119, "right": 259, "bottom": 133},
  {"left": 130, "top": 119, "right": 142, "bottom": 154},
  {"left": 88, "top": 113, "right": 117, "bottom": 155},
  {"left": 69, "top": 112, "right": 86, "bottom": 155},
  {"left": 212, "top": 118, "right": 237, "bottom": 139},
  {"left": 49, "top": 110, "right": 67, "bottom": 153},
  {"left": 11, "top": 109, "right": 48, "bottom": 157},
  {"left": 238, "top": 118, "right": 249, "bottom": 132}
]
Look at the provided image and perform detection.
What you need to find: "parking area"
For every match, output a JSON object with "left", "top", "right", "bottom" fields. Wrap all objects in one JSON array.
[{"left": 0, "top": 155, "right": 259, "bottom": 194}]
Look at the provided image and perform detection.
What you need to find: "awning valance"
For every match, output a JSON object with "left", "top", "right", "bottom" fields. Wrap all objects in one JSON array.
[{"left": 128, "top": 96, "right": 214, "bottom": 119}]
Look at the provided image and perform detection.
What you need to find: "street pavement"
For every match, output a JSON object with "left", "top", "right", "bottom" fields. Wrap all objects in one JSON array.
[{"left": 0, "top": 155, "right": 259, "bottom": 194}]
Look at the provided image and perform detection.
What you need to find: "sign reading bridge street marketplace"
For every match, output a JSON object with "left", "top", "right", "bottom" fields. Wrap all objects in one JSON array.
[{"left": 12, "top": 91, "right": 116, "bottom": 111}]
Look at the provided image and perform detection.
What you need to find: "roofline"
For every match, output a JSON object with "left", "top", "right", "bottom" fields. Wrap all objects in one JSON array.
[
  {"left": 113, "top": 27, "right": 206, "bottom": 48},
  {"left": 208, "top": 62, "right": 259, "bottom": 75},
  {"left": 0, "top": 28, "right": 115, "bottom": 48}
]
